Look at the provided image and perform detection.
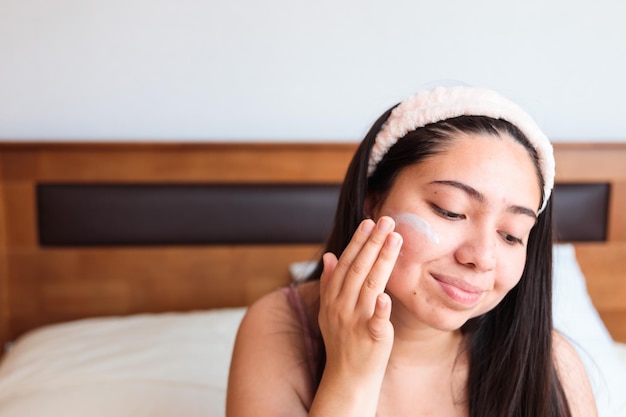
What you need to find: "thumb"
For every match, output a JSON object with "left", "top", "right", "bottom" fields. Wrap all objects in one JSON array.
[
  {"left": 319, "top": 252, "right": 338, "bottom": 292},
  {"left": 368, "top": 292, "right": 393, "bottom": 341}
]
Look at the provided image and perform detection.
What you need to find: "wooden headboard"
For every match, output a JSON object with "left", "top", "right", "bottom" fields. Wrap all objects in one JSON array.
[{"left": 0, "top": 142, "right": 625, "bottom": 350}]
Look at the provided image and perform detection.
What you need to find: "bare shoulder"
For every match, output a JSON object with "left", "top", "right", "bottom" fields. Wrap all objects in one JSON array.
[
  {"left": 226, "top": 283, "right": 320, "bottom": 417},
  {"left": 552, "top": 330, "right": 598, "bottom": 417}
]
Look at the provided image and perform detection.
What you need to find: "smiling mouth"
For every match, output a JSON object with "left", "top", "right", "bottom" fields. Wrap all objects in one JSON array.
[{"left": 433, "top": 275, "right": 484, "bottom": 306}]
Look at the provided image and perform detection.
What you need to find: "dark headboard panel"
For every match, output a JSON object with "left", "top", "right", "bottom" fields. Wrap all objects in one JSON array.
[
  {"left": 37, "top": 184, "right": 340, "bottom": 246},
  {"left": 37, "top": 182, "right": 607, "bottom": 247},
  {"left": 553, "top": 183, "right": 609, "bottom": 241}
]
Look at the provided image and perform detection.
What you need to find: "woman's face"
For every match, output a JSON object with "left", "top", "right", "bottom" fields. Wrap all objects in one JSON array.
[{"left": 371, "top": 132, "right": 542, "bottom": 332}]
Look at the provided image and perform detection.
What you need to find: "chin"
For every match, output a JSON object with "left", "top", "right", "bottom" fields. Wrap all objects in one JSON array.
[
  {"left": 405, "top": 305, "right": 477, "bottom": 333},
  {"left": 428, "top": 316, "right": 473, "bottom": 333}
]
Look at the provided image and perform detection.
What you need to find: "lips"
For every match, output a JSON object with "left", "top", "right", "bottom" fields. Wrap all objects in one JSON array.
[{"left": 432, "top": 274, "right": 485, "bottom": 307}]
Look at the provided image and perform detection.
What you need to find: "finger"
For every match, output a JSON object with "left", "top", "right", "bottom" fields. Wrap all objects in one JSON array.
[
  {"left": 368, "top": 292, "right": 393, "bottom": 341},
  {"left": 339, "top": 217, "right": 396, "bottom": 304},
  {"left": 319, "top": 252, "right": 338, "bottom": 299},
  {"left": 324, "top": 219, "right": 375, "bottom": 300},
  {"left": 358, "top": 231, "right": 402, "bottom": 309}
]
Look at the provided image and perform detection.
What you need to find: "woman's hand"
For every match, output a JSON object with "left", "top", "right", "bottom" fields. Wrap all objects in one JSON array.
[{"left": 313, "top": 216, "right": 402, "bottom": 414}]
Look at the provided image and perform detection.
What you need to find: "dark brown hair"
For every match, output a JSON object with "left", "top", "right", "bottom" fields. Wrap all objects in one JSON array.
[{"left": 307, "top": 111, "right": 572, "bottom": 416}]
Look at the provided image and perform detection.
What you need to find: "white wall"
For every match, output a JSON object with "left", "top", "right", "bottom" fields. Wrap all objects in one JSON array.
[{"left": 1, "top": 0, "right": 625, "bottom": 142}]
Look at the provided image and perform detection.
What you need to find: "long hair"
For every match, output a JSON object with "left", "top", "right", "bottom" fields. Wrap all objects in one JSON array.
[{"left": 306, "top": 113, "right": 572, "bottom": 416}]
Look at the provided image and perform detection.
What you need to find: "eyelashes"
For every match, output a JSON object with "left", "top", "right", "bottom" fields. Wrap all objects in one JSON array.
[
  {"left": 498, "top": 231, "right": 524, "bottom": 246},
  {"left": 430, "top": 204, "right": 524, "bottom": 246},
  {"left": 430, "top": 204, "right": 465, "bottom": 220}
]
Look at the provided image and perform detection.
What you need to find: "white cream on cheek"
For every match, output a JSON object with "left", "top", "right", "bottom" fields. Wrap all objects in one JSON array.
[{"left": 393, "top": 212, "right": 440, "bottom": 245}]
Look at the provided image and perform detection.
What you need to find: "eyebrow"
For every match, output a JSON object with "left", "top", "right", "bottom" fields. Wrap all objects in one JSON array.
[{"left": 431, "top": 180, "right": 538, "bottom": 220}]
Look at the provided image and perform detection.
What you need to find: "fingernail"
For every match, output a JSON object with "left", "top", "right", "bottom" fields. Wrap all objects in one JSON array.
[
  {"left": 361, "top": 219, "right": 375, "bottom": 234},
  {"left": 377, "top": 216, "right": 394, "bottom": 232},
  {"left": 387, "top": 232, "right": 402, "bottom": 247}
]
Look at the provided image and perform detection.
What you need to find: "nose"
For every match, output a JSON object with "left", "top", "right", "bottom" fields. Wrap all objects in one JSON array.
[{"left": 455, "top": 231, "right": 497, "bottom": 272}]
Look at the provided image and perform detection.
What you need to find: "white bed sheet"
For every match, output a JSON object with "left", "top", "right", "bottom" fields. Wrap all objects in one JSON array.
[{"left": 618, "top": 343, "right": 626, "bottom": 364}]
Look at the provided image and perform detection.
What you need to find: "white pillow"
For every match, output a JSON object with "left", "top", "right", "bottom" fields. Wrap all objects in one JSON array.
[
  {"left": 0, "top": 308, "right": 246, "bottom": 417},
  {"left": 616, "top": 342, "right": 626, "bottom": 364},
  {"left": 289, "top": 260, "right": 317, "bottom": 282},
  {"left": 552, "top": 244, "right": 626, "bottom": 417}
]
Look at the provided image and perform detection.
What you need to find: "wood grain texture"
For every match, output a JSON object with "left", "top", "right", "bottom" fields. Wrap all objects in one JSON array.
[
  {"left": 575, "top": 243, "right": 626, "bottom": 342},
  {"left": 0, "top": 157, "right": 9, "bottom": 349},
  {"left": 0, "top": 143, "right": 357, "bottom": 183},
  {"left": 7, "top": 245, "right": 322, "bottom": 339},
  {"left": 0, "top": 141, "right": 625, "bottom": 348}
]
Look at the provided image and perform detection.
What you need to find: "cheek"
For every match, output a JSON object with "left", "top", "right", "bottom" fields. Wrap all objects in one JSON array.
[
  {"left": 388, "top": 213, "right": 443, "bottom": 286},
  {"left": 477, "top": 260, "right": 527, "bottom": 315},
  {"left": 392, "top": 214, "right": 439, "bottom": 260},
  {"left": 393, "top": 212, "right": 440, "bottom": 245},
  {"left": 502, "top": 251, "right": 527, "bottom": 286},
  {"left": 492, "top": 255, "right": 527, "bottom": 299}
]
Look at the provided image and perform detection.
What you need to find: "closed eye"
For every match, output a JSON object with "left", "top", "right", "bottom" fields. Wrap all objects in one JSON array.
[
  {"left": 431, "top": 204, "right": 466, "bottom": 220},
  {"left": 499, "top": 231, "right": 524, "bottom": 246}
]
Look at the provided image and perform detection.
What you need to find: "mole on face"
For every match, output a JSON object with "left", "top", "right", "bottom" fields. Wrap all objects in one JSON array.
[{"left": 393, "top": 212, "right": 440, "bottom": 244}]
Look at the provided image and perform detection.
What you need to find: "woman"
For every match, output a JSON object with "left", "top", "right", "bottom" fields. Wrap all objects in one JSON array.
[{"left": 226, "top": 86, "right": 596, "bottom": 416}]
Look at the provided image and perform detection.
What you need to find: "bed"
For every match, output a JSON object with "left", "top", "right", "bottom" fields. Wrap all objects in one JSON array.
[{"left": 0, "top": 141, "right": 625, "bottom": 416}]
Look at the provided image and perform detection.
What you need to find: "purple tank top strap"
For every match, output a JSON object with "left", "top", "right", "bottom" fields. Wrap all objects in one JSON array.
[{"left": 281, "top": 283, "right": 320, "bottom": 383}]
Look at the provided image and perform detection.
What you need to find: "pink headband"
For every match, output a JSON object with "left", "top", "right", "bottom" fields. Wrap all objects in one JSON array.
[{"left": 368, "top": 86, "right": 555, "bottom": 214}]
